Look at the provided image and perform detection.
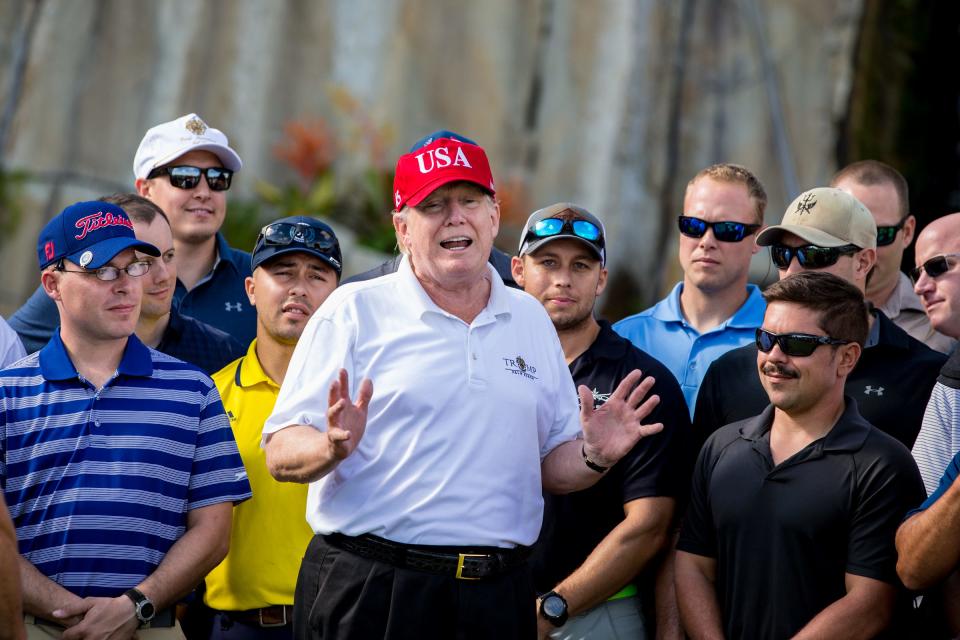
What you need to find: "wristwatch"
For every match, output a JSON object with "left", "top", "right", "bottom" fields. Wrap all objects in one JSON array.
[
  {"left": 539, "top": 590, "right": 569, "bottom": 627},
  {"left": 124, "top": 588, "right": 156, "bottom": 627}
]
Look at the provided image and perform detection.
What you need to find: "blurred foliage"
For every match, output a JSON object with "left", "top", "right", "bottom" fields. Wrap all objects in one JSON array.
[
  {"left": 0, "top": 168, "right": 26, "bottom": 246},
  {"left": 225, "top": 88, "right": 397, "bottom": 254}
]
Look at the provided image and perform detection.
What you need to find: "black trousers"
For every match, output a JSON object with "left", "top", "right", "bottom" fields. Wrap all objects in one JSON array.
[{"left": 293, "top": 534, "right": 536, "bottom": 639}]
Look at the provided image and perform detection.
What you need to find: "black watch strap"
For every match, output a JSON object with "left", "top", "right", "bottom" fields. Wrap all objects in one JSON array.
[
  {"left": 539, "top": 590, "right": 569, "bottom": 627},
  {"left": 124, "top": 588, "right": 155, "bottom": 626},
  {"left": 581, "top": 444, "right": 609, "bottom": 473}
]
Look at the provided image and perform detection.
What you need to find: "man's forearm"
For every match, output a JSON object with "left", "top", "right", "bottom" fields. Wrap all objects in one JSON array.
[
  {"left": 791, "top": 584, "right": 894, "bottom": 640},
  {"left": 18, "top": 556, "right": 84, "bottom": 620},
  {"left": 674, "top": 551, "right": 724, "bottom": 640},
  {"left": 550, "top": 497, "right": 674, "bottom": 615},
  {"left": 136, "top": 502, "right": 232, "bottom": 610},
  {"left": 896, "top": 479, "right": 960, "bottom": 589},
  {"left": 541, "top": 440, "right": 606, "bottom": 494},
  {"left": 265, "top": 424, "right": 340, "bottom": 484},
  {"left": 654, "top": 538, "right": 683, "bottom": 640}
]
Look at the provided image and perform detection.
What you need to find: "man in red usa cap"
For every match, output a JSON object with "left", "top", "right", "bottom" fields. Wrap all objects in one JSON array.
[{"left": 262, "top": 131, "right": 666, "bottom": 639}]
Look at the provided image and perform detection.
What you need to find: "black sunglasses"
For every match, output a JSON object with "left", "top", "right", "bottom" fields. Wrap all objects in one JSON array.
[
  {"left": 876, "top": 218, "right": 908, "bottom": 247},
  {"left": 259, "top": 222, "right": 338, "bottom": 252},
  {"left": 677, "top": 216, "right": 760, "bottom": 243},
  {"left": 770, "top": 244, "right": 860, "bottom": 270},
  {"left": 756, "top": 328, "right": 851, "bottom": 357},
  {"left": 525, "top": 218, "right": 604, "bottom": 246},
  {"left": 147, "top": 165, "right": 233, "bottom": 191},
  {"left": 910, "top": 253, "right": 960, "bottom": 282}
]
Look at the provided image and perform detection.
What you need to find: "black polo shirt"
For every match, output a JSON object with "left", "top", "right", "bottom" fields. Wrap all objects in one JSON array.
[
  {"left": 156, "top": 308, "right": 246, "bottom": 375},
  {"left": 678, "top": 399, "right": 924, "bottom": 640},
  {"left": 693, "top": 310, "right": 946, "bottom": 449},
  {"left": 530, "top": 320, "right": 692, "bottom": 594}
]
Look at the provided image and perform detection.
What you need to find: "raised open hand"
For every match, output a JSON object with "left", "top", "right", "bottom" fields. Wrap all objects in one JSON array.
[
  {"left": 579, "top": 369, "right": 662, "bottom": 469},
  {"left": 326, "top": 368, "right": 374, "bottom": 461}
]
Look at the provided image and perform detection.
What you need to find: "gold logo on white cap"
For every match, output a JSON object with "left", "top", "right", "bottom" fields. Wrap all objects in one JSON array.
[{"left": 185, "top": 117, "right": 208, "bottom": 136}]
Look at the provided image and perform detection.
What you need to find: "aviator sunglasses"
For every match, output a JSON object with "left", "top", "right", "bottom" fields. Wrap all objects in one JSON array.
[
  {"left": 770, "top": 244, "right": 860, "bottom": 270},
  {"left": 259, "top": 222, "right": 338, "bottom": 253},
  {"left": 677, "top": 216, "right": 760, "bottom": 243},
  {"left": 910, "top": 253, "right": 960, "bottom": 282},
  {"left": 146, "top": 165, "right": 233, "bottom": 191},
  {"left": 756, "top": 328, "right": 851, "bottom": 357},
  {"left": 526, "top": 218, "right": 604, "bottom": 245}
]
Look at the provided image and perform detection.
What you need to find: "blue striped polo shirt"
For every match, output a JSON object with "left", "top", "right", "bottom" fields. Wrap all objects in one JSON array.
[{"left": 0, "top": 330, "right": 251, "bottom": 598}]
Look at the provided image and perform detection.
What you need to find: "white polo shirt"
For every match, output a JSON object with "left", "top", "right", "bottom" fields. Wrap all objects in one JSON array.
[{"left": 264, "top": 257, "right": 580, "bottom": 547}]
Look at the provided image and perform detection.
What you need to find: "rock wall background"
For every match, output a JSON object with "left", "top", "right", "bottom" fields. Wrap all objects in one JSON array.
[{"left": 0, "top": 0, "right": 914, "bottom": 318}]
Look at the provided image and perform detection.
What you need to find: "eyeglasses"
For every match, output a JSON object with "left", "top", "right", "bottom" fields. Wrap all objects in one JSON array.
[
  {"left": 756, "top": 328, "right": 851, "bottom": 357},
  {"left": 770, "top": 244, "right": 860, "bottom": 270},
  {"left": 910, "top": 253, "right": 960, "bottom": 282},
  {"left": 259, "top": 222, "right": 338, "bottom": 252},
  {"left": 876, "top": 218, "right": 908, "bottom": 247},
  {"left": 677, "top": 216, "right": 760, "bottom": 243},
  {"left": 525, "top": 218, "right": 604, "bottom": 246},
  {"left": 146, "top": 165, "right": 233, "bottom": 191},
  {"left": 55, "top": 260, "right": 151, "bottom": 281}
]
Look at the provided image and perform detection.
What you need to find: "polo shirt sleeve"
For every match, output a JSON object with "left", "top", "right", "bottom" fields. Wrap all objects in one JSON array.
[
  {"left": 846, "top": 442, "right": 925, "bottom": 583},
  {"left": 910, "top": 450, "right": 960, "bottom": 516},
  {"left": 676, "top": 435, "right": 721, "bottom": 559},
  {"left": 187, "top": 381, "right": 252, "bottom": 510},
  {"left": 538, "top": 327, "right": 581, "bottom": 459},
  {"left": 264, "top": 308, "right": 356, "bottom": 441},
  {"left": 912, "top": 382, "right": 960, "bottom": 496}
]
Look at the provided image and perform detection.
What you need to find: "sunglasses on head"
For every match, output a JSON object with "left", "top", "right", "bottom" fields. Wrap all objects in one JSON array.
[
  {"left": 876, "top": 217, "right": 908, "bottom": 247},
  {"left": 756, "top": 328, "right": 851, "bottom": 357},
  {"left": 910, "top": 253, "right": 960, "bottom": 282},
  {"left": 526, "top": 218, "right": 604, "bottom": 245},
  {"left": 677, "top": 216, "right": 760, "bottom": 243},
  {"left": 259, "top": 222, "right": 338, "bottom": 252},
  {"left": 147, "top": 165, "right": 233, "bottom": 191},
  {"left": 770, "top": 243, "right": 860, "bottom": 270}
]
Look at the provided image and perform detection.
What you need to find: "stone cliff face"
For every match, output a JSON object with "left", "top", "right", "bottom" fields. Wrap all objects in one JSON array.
[{"left": 0, "top": 0, "right": 863, "bottom": 315}]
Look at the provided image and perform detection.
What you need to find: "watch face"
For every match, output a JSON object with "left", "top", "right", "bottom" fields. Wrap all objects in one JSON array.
[
  {"left": 542, "top": 595, "right": 565, "bottom": 618},
  {"left": 139, "top": 601, "right": 156, "bottom": 621}
]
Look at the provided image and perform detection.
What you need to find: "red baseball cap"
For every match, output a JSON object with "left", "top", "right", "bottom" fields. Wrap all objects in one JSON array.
[{"left": 392, "top": 131, "right": 496, "bottom": 210}]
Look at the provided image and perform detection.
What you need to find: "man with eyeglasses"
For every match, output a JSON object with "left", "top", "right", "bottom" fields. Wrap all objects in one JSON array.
[
  {"left": 904, "top": 213, "right": 960, "bottom": 498},
  {"left": 677, "top": 271, "right": 924, "bottom": 639},
  {"left": 831, "top": 160, "right": 954, "bottom": 354},
  {"left": 694, "top": 187, "right": 945, "bottom": 449},
  {"left": 614, "top": 163, "right": 768, "bottom": 415},
  {"left": 1, "top": 201, "right": 251, "bottom": 639},
  {"left": 261, "top": 132, "right": 664, "bottom": 639},
  {"left": 196, "top": 217, "right": 342, "bottom": 640},
  {"left": 510, "top": 204, "right": 690, "bottom": 639},
  {"left": 10, "top": 114, "right": 256, "bottom": 353}
]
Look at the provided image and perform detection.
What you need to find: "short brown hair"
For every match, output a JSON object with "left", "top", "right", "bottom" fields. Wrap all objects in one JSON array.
[
  {"left": 687, "top": 163, "right": 767, "bottom": 224},
  {"left": 830, "top": 160, "right": 909, "bottom": 218},
  {"left": 763, "top": 272, "right": 869, "bottom": 346},
  {"left": 98, "top": 193, "right": 169, "bottom": 227}
]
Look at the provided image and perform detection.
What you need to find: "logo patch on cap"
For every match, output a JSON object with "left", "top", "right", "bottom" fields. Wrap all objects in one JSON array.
[
  {"left": 185, "top": 117, "right": 208, "bottom": 136},
  {"left": 79, "top": 251, "right": 93, "bottom": 267},
  {"left": 795, "top": 193, "right": 817, "bottom": 216},
  {"left": 44, "top": 241, "right": 55, "bottom": 261}
]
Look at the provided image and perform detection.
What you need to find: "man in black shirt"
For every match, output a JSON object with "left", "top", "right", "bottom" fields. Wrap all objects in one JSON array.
[
  {"left": 677, "top": 272, "right": 924, "bottom": 639},
  {"left": 694, "top": 187, "right": 945, "bottom": 449},
  {"left": 512, "top": 203, "right": 691, "bottom": 639}
]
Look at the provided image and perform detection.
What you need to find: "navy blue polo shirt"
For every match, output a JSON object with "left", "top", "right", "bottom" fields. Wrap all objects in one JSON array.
[
  {"left": 157, "top": 307, "right": 246, "bottom": 375},
  {"left": 530, "top": 320, "right": 692, "bottom": 594},
  {"left": 172, "top": 233, "right": 256, "bottom": 345}
]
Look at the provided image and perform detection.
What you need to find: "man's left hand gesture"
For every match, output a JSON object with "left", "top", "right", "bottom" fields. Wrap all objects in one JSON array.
[{"left": 579, "top": 369, "right": 662, "bottom": 469}]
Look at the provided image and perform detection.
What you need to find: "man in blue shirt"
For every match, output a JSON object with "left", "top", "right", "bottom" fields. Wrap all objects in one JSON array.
[
  {"left": 2, "top": 201, "right": 251, "bottom": 638},
  {"left": 614, "top": 164, "right": 767, "bottom": 413}
]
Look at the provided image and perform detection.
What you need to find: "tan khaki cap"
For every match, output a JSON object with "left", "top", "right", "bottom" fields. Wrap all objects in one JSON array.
[{"left": 756, "top": 187, "right": 877, "bottom": 249}]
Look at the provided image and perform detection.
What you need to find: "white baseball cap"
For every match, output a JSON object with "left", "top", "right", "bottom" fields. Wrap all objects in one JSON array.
[{"left": 133, "top": 113, "right": 242, "bottom": 180}]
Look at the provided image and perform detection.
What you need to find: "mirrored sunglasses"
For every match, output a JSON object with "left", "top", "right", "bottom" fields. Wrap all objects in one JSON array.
[
  {"left": 876, "top": 218, "right": 907, "bottom": 247},
  {"left": 147, "top": 165, "right": 233, "bottom": 191},
  {"left": 756, "top": 328, "right": 851, "bottom": 357},
  {"left": 259, "top": 222, "right": 338, "bottom": 252},
  {"left": 770, "top": 244, "right": 860, "bottom": 270},
  {"left": 677, "top": 216, "right": 760, "bottom": 243},
  {"left": 527, "top": 218, "right": 604, "bottom": 245}
]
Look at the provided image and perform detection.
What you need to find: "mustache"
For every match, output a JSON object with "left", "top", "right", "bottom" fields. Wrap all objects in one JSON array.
[{"left": 761, "top": 363, "right": 799, "bottom": 379}]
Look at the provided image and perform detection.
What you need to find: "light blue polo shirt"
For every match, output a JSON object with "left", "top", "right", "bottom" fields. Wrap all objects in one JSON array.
[
  {"left": 613, "top": 282, "right": 766, "bottom": 415},
  {"left": 0, "top": 330, "right": 251, "bottom": 598}
]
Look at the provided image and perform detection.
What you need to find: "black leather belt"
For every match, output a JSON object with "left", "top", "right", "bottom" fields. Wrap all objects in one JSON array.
[
  {"left": 219, "top": 604, "right": 292, "bottom": 627},
  {"left": 324, "top": 533, "right": 529, "bottom": 581}
]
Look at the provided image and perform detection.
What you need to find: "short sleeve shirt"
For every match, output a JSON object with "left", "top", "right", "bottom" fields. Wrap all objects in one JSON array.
[
  {"left": 912, "top": 349, "right": 960, "bottom": 495},
  {"left": 263, "top": 257, "right": 581, "bottom": 548},
  {"left": 678, "top": 400, "right": 924, "bottom": 640},
  {"left": 0, "top": 331, "right": 252, "bottom": 597}
]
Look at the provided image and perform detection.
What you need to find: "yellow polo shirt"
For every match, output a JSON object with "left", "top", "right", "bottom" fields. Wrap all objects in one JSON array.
[{"left": 204, "top": 340, "right": 314, "bottom": 611}]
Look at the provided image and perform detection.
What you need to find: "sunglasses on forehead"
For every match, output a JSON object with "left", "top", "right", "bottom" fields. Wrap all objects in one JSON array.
[
  {"left": 526, "top": 218, "right": 604, "bottom": 245},
  {"left": 259, "top": 222, "right": 338, "bottom": 252},
  {"left": 147, "top": 165, "right": 233, "bottom": 191},
  {"left": 910, "top": 253, "right": 960, "bottom": 282},
  {"left": 770, "top": 243, "right": 860, "bottom": 270},
  {"left": 677, "top": 216, "right": 760, "bottom": 243},
  {"left": 876, "top": 217, "right": 908, "bottom": 247},
  {"left": 756, "top": 328, "right": 851, "bottom": 357}
]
